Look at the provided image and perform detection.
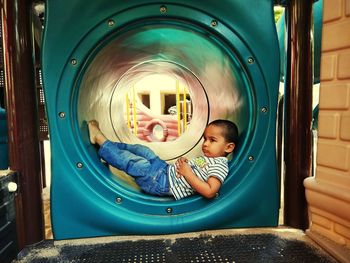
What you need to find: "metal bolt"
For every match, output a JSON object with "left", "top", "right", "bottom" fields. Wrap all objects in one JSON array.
[
  {"left": 116, "top": 197, "right": 122, "bottom": 204},
  {"left": 248, "top": 156, "right": 254, "bottom": 161},
  {"left": 71, "top": 59, "right": 77, "bottom": 65},
  {"left": 160, "top": 6, "right": 167, "bottom": 13},
  {"left": 211, "top": 20, "right": 218, "bottom": 27},
  {"left": 8, "top": 182, "right": 18, "bottom": 193},
  {"left": 108, "top": 19, "right": 115, "bottom": 27},
  {"left": 247, "top": 57, "right": 254, "bottom": 64},
  {"left": 261, "top": 107, "right": 268, "bottom": 113},
  {"left": 166, "top": 207, "right": 173, "bottom": 214},
  {"left": 58, "top": 112, "right": 65, "bottom": 118},
  {"left": 76, "top": 162, "right": 83, "bottom": 168}
]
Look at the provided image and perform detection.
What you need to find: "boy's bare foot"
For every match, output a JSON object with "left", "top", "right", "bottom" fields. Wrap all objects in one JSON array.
[{"left": 88, "top": 120, "right": 105, "bottom": 145}]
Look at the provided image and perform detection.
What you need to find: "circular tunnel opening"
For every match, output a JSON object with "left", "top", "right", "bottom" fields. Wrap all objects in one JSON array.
[
  {"left": 77, "top": 22, "right": 253, "bottom": 203},
  {"left": 109, "top": 59, "right": 208, "bottom": 158}
]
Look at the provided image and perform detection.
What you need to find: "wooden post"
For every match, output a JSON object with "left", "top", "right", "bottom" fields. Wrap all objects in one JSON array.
[
  {"left": 1, "top": 0, "right": 44, "bottom": 248},
  {"left": 283, "top": 0, "right": 313, "bottom": 229}
]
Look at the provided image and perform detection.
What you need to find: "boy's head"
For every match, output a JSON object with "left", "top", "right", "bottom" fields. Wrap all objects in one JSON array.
[{"left": 202, "top": 119, "right": 239, "bottom": 158}]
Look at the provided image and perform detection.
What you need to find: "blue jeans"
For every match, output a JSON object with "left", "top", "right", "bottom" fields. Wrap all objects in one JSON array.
[{"left": 98, "top": 141, "right": 170, "bottom": 196}]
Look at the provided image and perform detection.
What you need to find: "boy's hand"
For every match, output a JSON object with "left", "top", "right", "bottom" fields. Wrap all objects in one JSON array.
[
  {"left": 175, "top": 156, "right": 221, "bottom": 199},
  {"left": 176, "top": 157, "right": 192, "bottom": 178}
]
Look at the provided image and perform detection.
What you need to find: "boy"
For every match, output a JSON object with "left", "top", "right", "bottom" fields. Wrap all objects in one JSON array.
[{"left": 88, "top": 119, "right": 238, "bottom": 200}]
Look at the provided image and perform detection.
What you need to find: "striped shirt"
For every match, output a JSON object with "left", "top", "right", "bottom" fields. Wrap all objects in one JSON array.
[{"left": 168, "top": 156, "right": 229, "bottom": 200}]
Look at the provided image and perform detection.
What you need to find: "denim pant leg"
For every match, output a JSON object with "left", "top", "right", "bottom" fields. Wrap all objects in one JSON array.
[
  {"left": 135, "top": 157, "right": 170, "bottom": 196},
  {"left": 98, "top": 141, "right": 152, "bottom": 178},
  {"left": 98, "top": 141, "right": 170, "bottom": 196},
  {"left": 116, "top": 142, "right": 159, "bottom": 161}
]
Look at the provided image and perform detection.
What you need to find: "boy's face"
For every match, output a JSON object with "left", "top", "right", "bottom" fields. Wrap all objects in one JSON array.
[{"left": 201, "top": 125, "right": 235, "bottom": 158}]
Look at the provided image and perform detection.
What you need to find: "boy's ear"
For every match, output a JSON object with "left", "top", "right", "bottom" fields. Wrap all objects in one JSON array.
[{"left": 225, "top": 142, "right": 235, "bottom": 154}]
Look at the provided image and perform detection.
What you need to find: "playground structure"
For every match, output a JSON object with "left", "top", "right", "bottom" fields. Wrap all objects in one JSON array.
[
  {"left": 124, "top": 79, "right": 192, "bottom": 142},
  {"left": 41, "top": 0, "right": 280, "bottom": 239},
  {"left": 2, "top": 0, "right": 350, "bottom": 262},
  {"left": 0, "top": 106, "right": 8, "bottom": 169}
]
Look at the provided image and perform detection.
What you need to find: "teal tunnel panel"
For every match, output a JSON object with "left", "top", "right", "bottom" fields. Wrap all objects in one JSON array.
[
  {"left": 42, "top": 0, "right": 280, "bottom": 239},
  {"left": 277, "top": 0, "right": 323, "bottom": 84}
]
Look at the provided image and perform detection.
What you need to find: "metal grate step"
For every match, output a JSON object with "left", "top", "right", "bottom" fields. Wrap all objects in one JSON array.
[{"left": 15, "top": 233, "right": 337, "bottom": 263}]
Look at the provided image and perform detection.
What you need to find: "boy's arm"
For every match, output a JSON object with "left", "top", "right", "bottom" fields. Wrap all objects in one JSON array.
[{"left": 176, "top": 157, "right": 222, "bottom": 199}]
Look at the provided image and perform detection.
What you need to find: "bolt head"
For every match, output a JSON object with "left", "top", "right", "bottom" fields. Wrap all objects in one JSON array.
[
  {"left": 108, "top": 19, "right": 115, "bottom": 27},
  {"left": 211, "top": 20, "right": 218, "bottom": 27},
  {"left": 248, "top": 57, "right": 254, "bottom": 64}
]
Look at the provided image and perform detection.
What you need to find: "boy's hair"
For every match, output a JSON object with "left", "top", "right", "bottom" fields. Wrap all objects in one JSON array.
[{"left": 208, "top": 119, "right": 239, "bottom": 145}]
